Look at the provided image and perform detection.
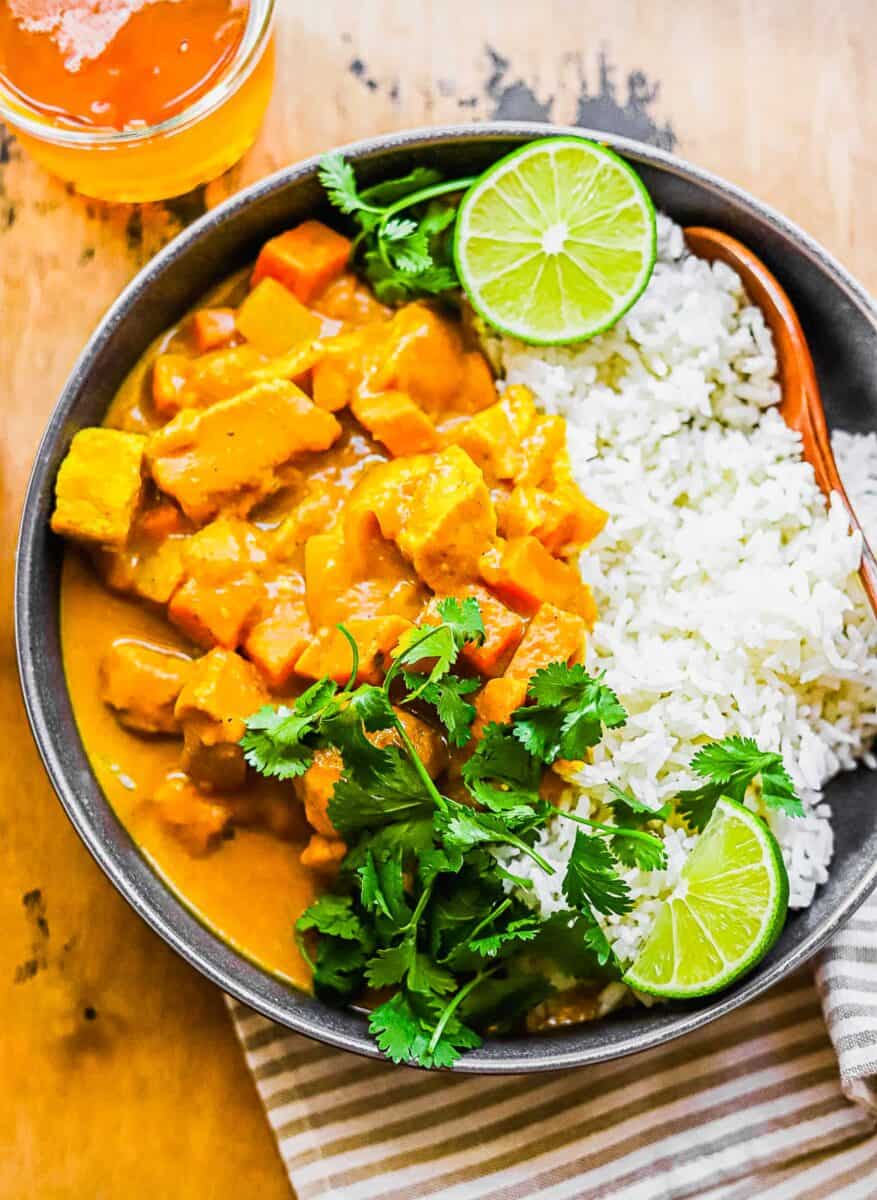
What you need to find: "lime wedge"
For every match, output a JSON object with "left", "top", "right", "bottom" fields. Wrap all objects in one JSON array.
[
  {"left": 454, "top": 137, "right": 656, "bottom": 345},
  {"left": 623, "top": 798, "right": 789, "bottom": 999}
]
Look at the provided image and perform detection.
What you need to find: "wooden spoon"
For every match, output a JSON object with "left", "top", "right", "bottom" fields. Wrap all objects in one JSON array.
[{"left": 684, "top": 226, "right": 877, "bottom": 614}]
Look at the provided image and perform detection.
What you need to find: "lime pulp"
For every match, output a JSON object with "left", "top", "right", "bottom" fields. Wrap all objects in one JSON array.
[
  {"left": 453, "top": 137, "right": 657, "bottom": 346},
  {"left": 622, "top": 798, "right": 789, "bottom": 999}
]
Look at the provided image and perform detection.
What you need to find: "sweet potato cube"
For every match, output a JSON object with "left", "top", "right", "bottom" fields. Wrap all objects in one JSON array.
[
  {"left": 186, "top": 345, "right": 267, "bottom": 406},
  {"left": 351, "top": 390, "right": 440, "bottom": 457},
  {"left": 152, "top": 354, "right": 194, "bottom": 418},
  {"left": 344, "top": 455, "right": 433, "bottom": 550},
  {"left": 295, "top": 616, "right": 411, "bottom": 686},
  {"left": 294, "top": 746, "right": 343, "bottom": 836},
  {"left": 303, "top": 531, "right": 353, "bottom": 627},
  {"left": 458, "top": 350, "right": 498, "bottom": 414},
  {"left": 507, "top": 604, "right": 587, "bottom": 679},
  {"left": 502, "top": 484, "right": 609, "bottom": 555},
  {"left": 419, "top": 585, "right": 525, "bottom": 678},
  {"left": 99, "top": 640, "right": 193, "bottom": 735},
  {"left": 236, "top": 278, "right": 322, "bottom": 357},
  {"left": 147, "top": 380, "right": 341, "bottom": 522},
  {"left": 175, "top": 649, "right": 267, "bottom": 790},
  {"left": 153, "top": 773, "right": 230, "bottom": 855},
  {"left": 191, "top": 308, "right": 237, "bottom": 353},
  {"left": 311, "top": 358, "right": 349, "bottom": 412},
  {"left": 396, "top": 446, "right": 496, "bottom": 590},
  {"left": 51, "top": 428, "right": 146, "bottom": 547},
  {"left": 449, "top": 386, "right": 537, "bottom": 481},
  {"left": 300, "top": 833, "right": 347, "bottom": 871},
  {"left": 479, "top": 536, "right": 597, "bottom": 622},
  {"left": 136, "top": 501, "right": 188, "bottom": 541},
  {"left": 243, "top": 600, "right": 311, "bottom": 688},
  {"left": 183, "top": 517, "right": 270, "bottom": 583},
  {"left": 473, "top": 676, "right": 529, "bottom": 737},
  {"left": 169, "top": 572, "right": 264, "bottom": 650},
  {"left": 370, "top": 303, "right": 465, "bottom": 415},
  {"left": 252, "top": 221, "right": 352, "bottom": 303},
  {"left": 132, "top": 537, "right": 189, "bottom": 605}
]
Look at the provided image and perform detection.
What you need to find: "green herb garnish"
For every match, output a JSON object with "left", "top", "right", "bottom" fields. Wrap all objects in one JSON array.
[
  {"left": 678, "top": 736, "right": 803, "bottom": 831},
  {"left": 318, "top": 152, "right": 475, "bottom": 303},
  {"left": 242, "top": 602, "right": 799, "bottom": 1067}
]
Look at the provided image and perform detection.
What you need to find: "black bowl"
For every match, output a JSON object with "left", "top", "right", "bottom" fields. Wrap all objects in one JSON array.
[{"left": 16, "top": 123, "right": 877, "bottom": 1072}]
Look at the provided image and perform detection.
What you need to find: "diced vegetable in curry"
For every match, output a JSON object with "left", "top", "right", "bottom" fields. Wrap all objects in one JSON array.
[{"left": 52, "top": 218, "right": 609, "bottom": 1001}]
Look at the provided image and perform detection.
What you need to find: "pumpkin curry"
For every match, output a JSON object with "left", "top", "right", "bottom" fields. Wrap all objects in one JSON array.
[{"left": 53, "top": 219, "right": 608, "bottom": 993}]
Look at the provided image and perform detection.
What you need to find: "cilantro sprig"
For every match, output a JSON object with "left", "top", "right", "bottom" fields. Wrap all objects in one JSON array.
[
  {"left": 678, "top": 736, "right": 803, "bottom": 831},
  {"left": 242, "top": 599, "right": 800, "bottom": 1068},
  {"left": 318, "top": 152, "right": 476, "bottom": 303}
]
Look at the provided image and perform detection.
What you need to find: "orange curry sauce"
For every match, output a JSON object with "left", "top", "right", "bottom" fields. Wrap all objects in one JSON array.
[{"left": 54, "top": 221, "right": 608, "bottom": 989}]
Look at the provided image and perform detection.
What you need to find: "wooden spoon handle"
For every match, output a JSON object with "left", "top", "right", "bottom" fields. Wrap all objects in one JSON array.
[{"left": 684, "top": 226, "right": 877, "bottom": 614}]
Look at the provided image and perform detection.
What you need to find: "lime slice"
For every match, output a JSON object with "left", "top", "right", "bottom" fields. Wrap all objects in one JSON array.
[
  {"left": 454, "top": 137, "right": 656, "bottom": 345},
  {"left": 623, "top": 798, "right": 789, "bottom": 999}
]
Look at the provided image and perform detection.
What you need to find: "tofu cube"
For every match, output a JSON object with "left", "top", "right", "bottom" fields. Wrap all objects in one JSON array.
[{"left": 51, "top": 428, "right": 146, "bottom": 547}]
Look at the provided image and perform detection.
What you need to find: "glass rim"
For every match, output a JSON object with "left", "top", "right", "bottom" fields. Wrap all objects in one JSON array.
[{"left": 0, "top": 0, "right": 275, "bottom": 147}]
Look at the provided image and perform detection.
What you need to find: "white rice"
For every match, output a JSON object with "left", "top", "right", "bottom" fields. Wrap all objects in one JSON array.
[{"left": 494, "top": 216, "right": 877, "bottom": 964}]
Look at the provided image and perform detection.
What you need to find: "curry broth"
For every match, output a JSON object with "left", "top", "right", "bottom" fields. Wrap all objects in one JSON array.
[{"left": 61, "top": 550, "right": 317, "bottom": 988}]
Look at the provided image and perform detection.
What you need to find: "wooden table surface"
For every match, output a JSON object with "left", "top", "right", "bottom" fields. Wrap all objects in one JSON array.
[{"left": 2, "top": 2, "right": 876, "bottom": 1195}]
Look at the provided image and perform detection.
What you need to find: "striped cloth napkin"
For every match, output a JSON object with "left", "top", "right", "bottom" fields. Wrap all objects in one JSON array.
[{"left": 227, "top": 895, "right": 877, "bottom": 1200}]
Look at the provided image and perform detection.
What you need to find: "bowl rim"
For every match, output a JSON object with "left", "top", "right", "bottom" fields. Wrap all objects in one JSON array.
[{"left": 15, "top": 121, "right": 877, "bottom": 1073}]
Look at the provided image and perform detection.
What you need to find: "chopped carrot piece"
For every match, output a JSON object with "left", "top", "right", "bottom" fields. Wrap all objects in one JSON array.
[
  {"left": 311, "top": 358, "right": 350, "bottom": 412},
  {"left": 479, "top": 536, "right": 597, "bottom": 622},
  {"left": 236, "top": 277, "right": 322, "bottom": 357},
  {"left": 191, "top": 307, "right": 237, "bottom": 353},
  {"left": 294, "top": 616, "right": 411, "bottom": 686},
  {"left": 252, "top": 221, "right": 352, "bottom": 304},
  {"left": 152, "top": 354, "right": 193, "bottom": 417},
  {"left": 507, "top": 604, "right": 587, "bottom": 679},
  {"left": 420, "top": 585, "right": 525, "bottom": 678},
  {"left": 136, "top": 501, "right": 188, "bottom": 540},
  {"left": 169, "top": 572, "right": 264, "bottom": 650},
  {"left": 351, "top": 390, "right": 440, "bottom": 456},
  {"left": 243, "top": 600, "right": 311, "bottom": 689}
]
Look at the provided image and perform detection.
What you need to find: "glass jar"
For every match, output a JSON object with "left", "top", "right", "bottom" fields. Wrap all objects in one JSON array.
[{"left": 0, "top": 0, "right": 276, "bottom": 204}]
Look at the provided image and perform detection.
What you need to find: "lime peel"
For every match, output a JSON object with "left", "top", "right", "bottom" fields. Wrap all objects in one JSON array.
[
  {"left": 622, "top": 798, "right": 789, "bottom": 999},
  {"left": 454, "top": 137, "right": 657, "bottom": 346}
]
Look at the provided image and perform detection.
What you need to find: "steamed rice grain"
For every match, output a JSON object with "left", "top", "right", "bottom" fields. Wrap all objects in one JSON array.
[{"left": 493, "top": 216, "right": 877, "bottom": 964}]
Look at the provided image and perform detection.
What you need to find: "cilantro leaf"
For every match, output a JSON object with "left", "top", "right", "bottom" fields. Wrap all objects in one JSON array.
[
  {"left": 513, "top": 664, "right": 627, "bottom": 764},
  {"left": 318, "top": 153, "right": 371, "bottom": 215},
  {"left": 436, "top": 596, "right": 485, "bottom": 648},
  {"left": 328, "top": 747, "right": 434, "bottom": 835},
  {"left": 295, "top": 894, "right": 365, "bottom": 940},
  {"left": 563, "top": 830, "right": 633, "bottom": 917},
  {"left": 529, "top": 910, "right": 618, "bottom": 975},
  {"left": 462, "top": 723, "right": 542, "bottom": 813},
  {"left": 606, "top": 783, "right": 671, "bottom": 825},
  {"left": 610, "top": 830, "right": 668, "bottom": 872},
  {"left": 311, "top": 936, "right": 370, "bottom": 1001},
  {"left": 407, "top": 952, "right": 457, "bottom": 997},
  {"left": 345, "top": 685, "right": 396, "bottom": 731},
  {"left": 391, "top": 624, "right": 459, "bottom": 693},
  {"left": 468, "top": 916, "right": 542, "bottom": 959},
  {"left": 368, "top": 990, "right": 480, "bottom": 1069},
  {"left": 341, "top": 818, "right": 435, "bottom": 880},
  {"left": 365, "top": 939, "right": 414, "bottom": 988},
  {"left": 580, "top": 912, "right": 616, "bottom": 967},
  {"left": 402, "top": 673, "right": 480, "bottom": 748},
  {"left": 240, "top": 680, "right": 339, "bottom": 779},
  {"left": 678, "top": 737, "right": 803, "bottom": 831},
  {"left": 358, "top": 850, "right": 410, "bottom": 932}
]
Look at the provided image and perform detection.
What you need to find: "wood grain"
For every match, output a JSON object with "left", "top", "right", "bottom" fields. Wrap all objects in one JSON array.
[{"left": 2, "top": 1, "right": 875, "bottom": 1195}]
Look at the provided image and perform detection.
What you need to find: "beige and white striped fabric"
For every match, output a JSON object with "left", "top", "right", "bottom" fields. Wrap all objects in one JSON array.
[{"left": 228, "top": 895, "right": 877, "bottom": 1200}]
